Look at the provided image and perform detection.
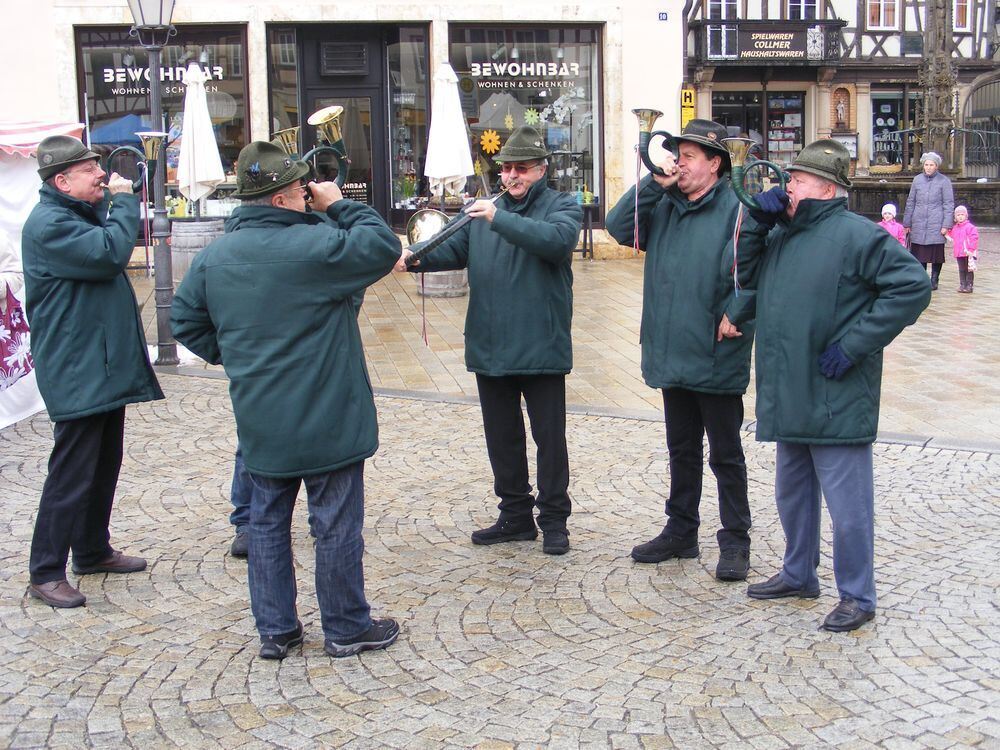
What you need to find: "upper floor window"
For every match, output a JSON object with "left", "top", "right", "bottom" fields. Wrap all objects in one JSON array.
[
  {"left": 788, "top": 0, "right": 818, "bottom": 20},
  {"left": 953, "top": 0, "right": 971, "bottom": 32},
  {"left": 707, "top": 0, "right": 738, "bottom": 59},
  {"left": 867, "top": 0, "right": 898, "bottom": 30}
]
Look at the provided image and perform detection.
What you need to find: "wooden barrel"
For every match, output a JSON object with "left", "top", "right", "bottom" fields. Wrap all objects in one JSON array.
[
  {"left": 170, "top": 219, "right": 225, "bottom": 284},
  {"left": 415, "top": 269, "right": 469, "bottom": 298}
]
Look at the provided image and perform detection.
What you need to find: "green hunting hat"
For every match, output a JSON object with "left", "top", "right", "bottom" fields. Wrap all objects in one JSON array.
[
  {"left": 788, "top": 139, "right": 852, "bottom": 188},
  {"left": 36, "top": 135, "right": 101, "bottom": 180},
  {"left": 232, "top": 141, "right": 311, "bottom": 199},
  {"left": 494, "top": 126, "right": 549, "bottom": 163},
  {"left": 676, "top": 119, "right": 730, "bottom": 159}
]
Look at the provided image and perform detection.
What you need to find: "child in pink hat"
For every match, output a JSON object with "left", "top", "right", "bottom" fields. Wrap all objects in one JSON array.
[{"left": 946, "top": 205, "right": 979, "bottom": 293}]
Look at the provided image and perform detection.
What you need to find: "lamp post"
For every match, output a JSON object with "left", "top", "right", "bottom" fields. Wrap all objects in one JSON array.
[{"left": 127, "top": 0, "right": 179, "bottom": 366}]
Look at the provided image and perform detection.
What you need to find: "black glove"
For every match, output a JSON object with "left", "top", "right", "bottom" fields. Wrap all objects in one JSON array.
[
  {"left": 748, "top": 187, "right": 789, "bottom": 228},
  {"left": 818, "top": 342, "right": 854, "bottom": 380}
]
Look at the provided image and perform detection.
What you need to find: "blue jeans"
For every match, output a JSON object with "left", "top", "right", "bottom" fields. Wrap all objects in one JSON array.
[
  {"left": 246, "top": 461, "right": 373, "bottom": 640},
  {"left": 774, "top": 442, "right": 876, "bottom": 611},
  {"left": 229, "top": 446, "right": 251, "bottom": 532}
]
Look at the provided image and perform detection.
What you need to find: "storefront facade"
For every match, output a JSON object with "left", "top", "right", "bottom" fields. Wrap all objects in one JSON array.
[{"left": 7, "top": 1, "right": 686, "bottom": 238}]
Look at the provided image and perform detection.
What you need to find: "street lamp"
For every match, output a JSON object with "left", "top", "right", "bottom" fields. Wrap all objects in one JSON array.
[{"left": 126, "top": 0, "right": 179, "bottom": 366}]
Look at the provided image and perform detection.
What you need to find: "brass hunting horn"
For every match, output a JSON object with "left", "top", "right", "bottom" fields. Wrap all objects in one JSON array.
[
  {"left": 106, "top": 130, "right": 168, "bottom": 192},
  {"left": 271, "top": 126, "right": 301, "bottom": 157},
  {"left": 303, "top": 105, "right": 350, "bottom": 187},
  {"left": 632, "top": 108, "right": 678, "bottom": 177},
  {"left": 721, "top": 137, "right": 787, "bottom": 211}
]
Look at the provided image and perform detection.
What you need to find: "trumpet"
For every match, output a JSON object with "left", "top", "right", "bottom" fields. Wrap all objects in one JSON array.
[
  {"left": 404, "top": 182, "right": 516, "bottom": 268},
  {"left": 632, "top": 108, "right": 677, "bottom": 177},
  {"left": 720, "top": 137, "right": 787, "bottom": 211},
  {"left": 105, "top": 131, "right": 168, "bottom": 192},
  {"left": 305, "top": 106, "right": 350, "bottom": 188}
]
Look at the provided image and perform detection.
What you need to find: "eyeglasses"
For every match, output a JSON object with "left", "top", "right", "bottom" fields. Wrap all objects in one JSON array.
[
  {"left": 500, "top": 162, "right": 542, "bottom": 174},
  {"left": 63, "top": 162, "right": 102, "bottom": 177},
  {"left": 282, "top": 184, "right": 309, "bottom": 199}
]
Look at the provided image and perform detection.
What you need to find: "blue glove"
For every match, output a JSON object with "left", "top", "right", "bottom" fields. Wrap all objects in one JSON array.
[
  {"left": 818, "top": 342, "right": 854, "bottom": 380},
  {"left": 749, "top": 187, "right": 789, "bottom": 228}
]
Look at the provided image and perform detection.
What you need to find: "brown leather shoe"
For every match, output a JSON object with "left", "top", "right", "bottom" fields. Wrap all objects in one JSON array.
[
  {"left": 28, "top": 580, "right": 86, "bottom": 608},
  {"left": 72, "top": 550, "right": 147, "bottom": 575}
]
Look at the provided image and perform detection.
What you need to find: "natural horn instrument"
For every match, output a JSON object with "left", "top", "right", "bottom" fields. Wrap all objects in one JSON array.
[
  {"left": 302, "top": 105, "right": 350, "bottom": 188},
  {"left": 271, "top": 126, "right": 301, "bottom": 157},
  {"left": 631, "top": 108, "right": 678, "bottom": 177},
  {"left": 720, "top": 137, "right": 787, "bottom": 211},
  {"left": 106, "top": 130, "right": 168, "bottom": 192}
]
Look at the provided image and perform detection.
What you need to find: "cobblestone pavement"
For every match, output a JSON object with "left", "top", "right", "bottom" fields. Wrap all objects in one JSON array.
[
  {"left": 137, "top": 228, "right": 1000, "bottom": 447},
  {"left": 1, "top": 374, "right": 998, "bottom": 749}
]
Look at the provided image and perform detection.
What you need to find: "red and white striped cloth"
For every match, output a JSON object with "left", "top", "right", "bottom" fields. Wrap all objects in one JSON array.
[{"left": 0, "top": 121, "right": 85, "bottom": 158}]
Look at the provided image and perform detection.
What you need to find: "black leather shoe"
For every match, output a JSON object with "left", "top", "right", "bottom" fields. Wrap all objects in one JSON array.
[
  {"left": 746, "top": 573, "right": 820, "bottom": 599},
  {"left": 471, "top": 519, "right": 537, "bottom": 545},
  {"left": 230, "top": 531, "right": 249, "bottom": 558},
  {"left": 259, "top": 621, "right": 304, "bottom": 660},
  {"left": 631, "top": 533, "right": 698, "bottom": 563},
  {"left": 28, "top": 580, "right": 86, "bottom": 608},
  {"left": 715, "top": 548, "right": 750, "bottom": 581},
  {"left": 542, "top": 530, "right": 569, "bottom": 555},
  {"left": 325, "top": 618, "right": 399, "bottom": 658},
  {"left": 820, "top": 598, "right": 875, "bottom": 632},
  {"left": 72, "top": 550, "right": 147, "bottom": 575}
]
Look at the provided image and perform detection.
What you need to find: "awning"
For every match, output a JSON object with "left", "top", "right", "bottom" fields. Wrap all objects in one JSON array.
[{"left": 0, "top": 121, "right": 85, "bottom": 158}]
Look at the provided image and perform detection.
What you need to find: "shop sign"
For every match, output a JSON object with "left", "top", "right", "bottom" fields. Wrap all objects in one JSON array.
[
  {"left": 736, "top": 24, "right": 824, "bottom": 61},
  {"left": 97, "top": 64, "right": 226, "bottom": 97},
  {"left": 469, "top": 60, "right": 582, "bottom": 90}
]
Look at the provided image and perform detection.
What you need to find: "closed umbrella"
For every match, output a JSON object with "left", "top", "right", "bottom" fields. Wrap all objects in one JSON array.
[
  {"left": 424, "top": 63, "right": 474, "bottom": 198},
  {"left": 177, "top": 62, "right": 224, "bottom": 206}
]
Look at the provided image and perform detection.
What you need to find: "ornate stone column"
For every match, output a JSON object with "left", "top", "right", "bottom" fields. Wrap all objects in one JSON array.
[
  {"left": 921, "top": 0, "right": 957, "bottom": 169},
  {"left": 855, "top": 82, "right": 873, "bottom": 175},
  {"left": 816, "top": 67, "right": 835, "bottom": 139}
]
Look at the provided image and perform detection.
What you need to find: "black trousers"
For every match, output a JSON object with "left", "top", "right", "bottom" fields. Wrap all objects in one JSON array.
[
  {"left": 661, "top": 388, "right": 751, "bottom": 549},
  {"left": 29, "top": 407, "right": 125, "bottom": 584},
  {"left": 476, "top": 374, "right": 571, "bottom": 532}
]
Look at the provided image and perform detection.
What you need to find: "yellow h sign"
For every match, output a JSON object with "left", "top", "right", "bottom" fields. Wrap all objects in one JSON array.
[{"left": 680, "top": 86, "right": 696, "bottom": 128}]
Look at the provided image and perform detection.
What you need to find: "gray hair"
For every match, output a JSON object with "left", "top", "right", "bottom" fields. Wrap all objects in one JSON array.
[
  {"left": 834, "top": 185, "right": 849, "bottom": 199},
  {"left": 920, "top": 151, "right": 942, "bottom": 167},
  {"left": 239, "top": 194, "right": 276, "bottom": 207}
]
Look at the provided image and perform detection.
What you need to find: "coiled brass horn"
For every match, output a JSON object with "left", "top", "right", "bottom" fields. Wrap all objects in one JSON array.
[
  {"left": 106, "top": 130, "right": 168, "bottom": 192},
  {"left": 302, "top": 105, "right": 350, "bottom": 187},
  {"left": 721, "top": 137, "right": 787, "bottom": 211},
  {"left": 632, "top": 108, "right": 678, "bottom": 177},
  {"left": 271, "top": 126, "right": 301, "bottom": 157}
]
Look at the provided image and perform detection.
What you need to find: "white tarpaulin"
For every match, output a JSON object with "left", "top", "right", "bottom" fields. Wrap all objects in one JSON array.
[
  {"left": 177, "top": 63, "right": 225, "bottom": 203},
  {"left": 424, "top": 63, "right": 475, "bottom": 198}
]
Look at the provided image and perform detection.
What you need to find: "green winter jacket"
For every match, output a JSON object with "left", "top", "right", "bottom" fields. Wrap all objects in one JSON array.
[
  {"left": 748, "top": 198, "right": 931, "bottom": 444},
  {"left": 414, "top": 179, "right": 582, "bottom": 376},
  {"left": 20, "top": 185, "right": 163, "bottom": 421},
  {"left": 605, "top": 176, "right": 766, "bottom": 395},
  {"left": 170, "top": 201, "right": 401, "bottom": 477}
]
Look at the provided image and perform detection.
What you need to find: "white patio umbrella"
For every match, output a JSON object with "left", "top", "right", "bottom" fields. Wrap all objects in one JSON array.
[
  {"left": 177, "top": 62, "right": 224, "bottom": 207},
  {"left": 424, "top": 63, "right": 474, "bottom": 199}
]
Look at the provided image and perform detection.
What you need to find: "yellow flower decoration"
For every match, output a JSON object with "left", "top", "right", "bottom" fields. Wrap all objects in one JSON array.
[
  {"left": 504, "top": 112, "right": 514, "bottom": 130},
  {"left": 480, "top": 129, "right": 501, "bottom": 155},
  {"left": 524, "top": 108, "right": 540, "bottom": 125}
]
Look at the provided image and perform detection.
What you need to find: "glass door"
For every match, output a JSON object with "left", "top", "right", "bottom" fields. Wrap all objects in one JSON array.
[{"left": 307, "top": 95, "right": 375, "bottom": 205}]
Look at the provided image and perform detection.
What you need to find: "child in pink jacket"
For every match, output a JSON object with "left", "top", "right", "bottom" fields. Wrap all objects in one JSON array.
[
  {"left": 878, "top": 203, "right": 907, "bottom": 247},
  {"left": 947, "top": 205, "right": 979, "bottom": 293}
]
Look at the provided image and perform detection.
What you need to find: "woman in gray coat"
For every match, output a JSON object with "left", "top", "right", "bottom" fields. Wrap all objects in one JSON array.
[{"left": 902, "top": 151, "right": 954, "bottom": 290}]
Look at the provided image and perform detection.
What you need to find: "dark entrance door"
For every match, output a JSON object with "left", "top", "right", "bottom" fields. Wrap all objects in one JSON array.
[{"left": 299, "top": 25, "right": 390, "bottom": 216}]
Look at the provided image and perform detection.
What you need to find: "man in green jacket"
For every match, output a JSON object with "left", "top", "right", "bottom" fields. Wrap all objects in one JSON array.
[
  {"left": 742, "top": 141, "right": 931, "bottom": 632},
  {"left": 401, "top": 126, "right": 582, "bottom": 555},
  {"left": 171, "top": 141, "right": 403, "bottom": 659},
  {"left": 605, "top": 120, "right": 768, "bottom": 582},
  {"left": 21, "top": 135, "right": 164, "bottom": 609}
]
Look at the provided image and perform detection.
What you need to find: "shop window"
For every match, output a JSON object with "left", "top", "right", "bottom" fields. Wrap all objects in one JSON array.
[
  {"left": 866, "top": 0, "right": 898, "bottom": 31},
  {"left": 76, "top": 25, "right": 248, "bottom": 190},
  {"left": 707, "top": 0, "right": 738, "bottom": 59},
  {"left": 788, "top": 0, "right": 818, "bottom": 20},
  {"left": 711, "top": 92, "right": 764, "bottom": 145},
  {"left": 871, "top": 91, "right": 922, "bottom": 168},
  {"left": 388, "top": 27, "right": 429, "bottom": 210},
  {"left": 267, "top": 27, "right": 299, "bottom": 133},
  {"left": 449, "top": 25, "right": 602, "bottom": 205},
  {"left": 766, "top": 93, "right": 805, "bottom": 166}
]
